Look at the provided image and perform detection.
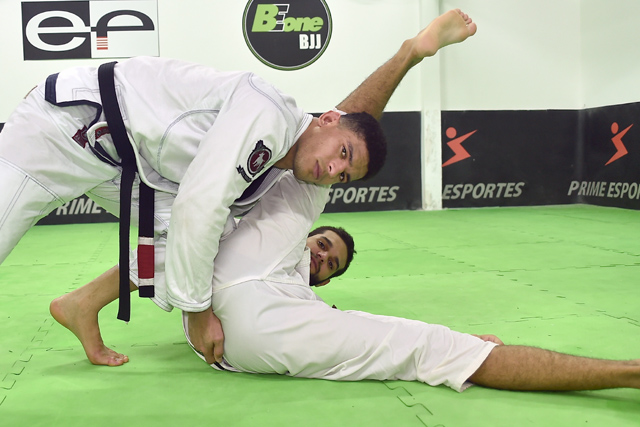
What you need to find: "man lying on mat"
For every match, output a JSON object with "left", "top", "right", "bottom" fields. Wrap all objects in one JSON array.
[{"left": 52, "top": 169, "right": 640, "bottom": 393}]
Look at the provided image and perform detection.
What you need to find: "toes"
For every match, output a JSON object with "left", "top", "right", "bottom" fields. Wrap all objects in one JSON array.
[
  {"left": 89, "top": 348, "right": 129, "bottom": 366},
  {"left": 468, "top": 23, "right": 478, "bottom": 36},
  {"left": 107, "top": 354, "right": 128, "bottom": 366}
]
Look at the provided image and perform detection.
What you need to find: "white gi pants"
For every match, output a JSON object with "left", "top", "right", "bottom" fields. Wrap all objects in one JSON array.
[
  {"left": 185, "top": 281, "right": 497, "bottom": 392},
  {"left": 0, "top": 87, "right": 120, "bottom": 263}
]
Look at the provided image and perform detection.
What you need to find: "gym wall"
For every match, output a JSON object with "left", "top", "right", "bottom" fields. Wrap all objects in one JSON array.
[
  {"left": 0, "top": 0, "right": 638, "bottom": 226},
  {"left": 437, "top": 0, "right": 640, "bottom": 210}
]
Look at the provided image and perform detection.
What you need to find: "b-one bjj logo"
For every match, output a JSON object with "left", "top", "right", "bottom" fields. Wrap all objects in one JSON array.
[
  {"left": 243, "top": 0, "right": 332, "bottom": 70},
  {"left": 22, "top": 1, "right": 159, "bottom": 60}
]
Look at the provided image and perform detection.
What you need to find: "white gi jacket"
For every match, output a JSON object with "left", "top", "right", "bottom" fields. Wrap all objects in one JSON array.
[
  {"left": 213, "top": 170, "right": 330, "bottom": 294},
  {"left": 45, "top": 57, "right": 313, "bottom": 312},
  {"left": 182, "top": 171, "right": 497, "bottom": 392}
]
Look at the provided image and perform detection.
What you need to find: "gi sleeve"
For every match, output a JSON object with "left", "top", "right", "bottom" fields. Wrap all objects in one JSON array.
[{"left": 164, "top": 92, "right": 293, "bottom": 312}]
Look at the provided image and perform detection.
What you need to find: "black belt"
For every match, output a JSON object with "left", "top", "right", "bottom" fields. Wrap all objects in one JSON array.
[{"left": 97, "top": 61, "right": 155, "bottom": 322}]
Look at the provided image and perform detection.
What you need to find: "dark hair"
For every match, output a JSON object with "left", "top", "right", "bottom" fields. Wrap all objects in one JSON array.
[
  {"left": 308, "top": 225, "right": 356, "bottom": 279},
  {"left": 339, "top": 112, "right": 387, "bottom": 180}
]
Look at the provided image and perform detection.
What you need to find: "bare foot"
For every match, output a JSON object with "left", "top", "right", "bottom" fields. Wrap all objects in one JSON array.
[
  {"left": 50, "top": 294, "right": 129, "bottom": 366},
  {"left": 412, "top": 9, "right": 478, "bottom": 59}
]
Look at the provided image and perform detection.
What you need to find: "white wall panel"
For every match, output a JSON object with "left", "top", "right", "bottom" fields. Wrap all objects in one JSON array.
[
  {"left": 581, "top": 0, "right": 640, "bottom": 108},
  {"left": 0, "top": 0, "right": 425, "bottom": 120},
  {"left": 439, "top": 0, "right": 582, "bottom": 111},
  {"left": 4, "top": 1, "right": 640, "bottom": 120}
]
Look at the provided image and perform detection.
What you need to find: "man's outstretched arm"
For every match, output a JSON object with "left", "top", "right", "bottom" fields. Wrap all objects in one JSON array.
[{"left": 336, "top": 9, "right": 477, "bottom": 119}]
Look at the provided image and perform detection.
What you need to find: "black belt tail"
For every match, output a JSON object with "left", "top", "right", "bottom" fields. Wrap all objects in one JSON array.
[{"left": 97, "top": 61, "right": 155, "bottom": 322}]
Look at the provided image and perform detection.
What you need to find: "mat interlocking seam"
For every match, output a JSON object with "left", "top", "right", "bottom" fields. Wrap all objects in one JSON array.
[
  {"left": 0, "top": 318, "right": 53, "bottom": 409},
  {"left": 383, "top": 381, "right": 435, "bottom": 426},
  {"left": 602, "top": 313, "right": 640, "bottom": 328}
]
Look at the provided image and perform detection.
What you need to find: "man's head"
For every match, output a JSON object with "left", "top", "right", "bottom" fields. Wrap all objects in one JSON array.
[
  {"left": 339, "top": 112, "right": 387, "bottom": 181},
  {"left": 279, "top": 110, "right": 387, "bottom": 185},
  {"left": 306, "top": 226, "right": 356, "bottom": 287}
]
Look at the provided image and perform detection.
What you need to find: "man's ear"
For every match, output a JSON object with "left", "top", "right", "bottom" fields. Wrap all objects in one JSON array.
[
  {"left": 315, "top": 279, "right": 331, "bottom": 287},
  {"left": 317, "top": 110, "right": 342, "bottom": 127}
]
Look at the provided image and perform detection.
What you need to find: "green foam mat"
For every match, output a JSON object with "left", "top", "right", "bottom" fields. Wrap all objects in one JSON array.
[{"left": 1, "top": 205, "right": 638, "bottom": 426}]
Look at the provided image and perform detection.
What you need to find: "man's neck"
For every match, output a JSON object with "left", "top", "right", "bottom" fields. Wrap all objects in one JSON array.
[
  {"left": 273, "top": 147, "right": 294, "bottom": 170},
  {"left": 274, "top": 117, "right": 318, "bottom": 170}
]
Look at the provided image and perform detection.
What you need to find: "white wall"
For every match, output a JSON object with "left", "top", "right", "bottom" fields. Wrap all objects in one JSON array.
[
  {"left": 580, "top": 0, "right": 640, "bottom": 108},
  {"left": 4, "top": 1, "right": 637, "bottom": 118},
  {"left": 2, "top": 0, "right": 639, "bottom": 211},
  {"left": 0, "top": 0, "right": 424, "bottom": 121},
  {"left": 439, "top": 0, "right": 583, "bottom": 111},
  {"left": 156, "top": 0, "right": 428, "bottom": 113}
]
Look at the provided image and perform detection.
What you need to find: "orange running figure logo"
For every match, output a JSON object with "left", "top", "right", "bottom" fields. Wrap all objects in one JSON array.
[
  {"left": 605, "top": 122, "right": 632, "bottom": 166},
  {"left": 442, "top": 127, "right": 477, "bottom": 167}
]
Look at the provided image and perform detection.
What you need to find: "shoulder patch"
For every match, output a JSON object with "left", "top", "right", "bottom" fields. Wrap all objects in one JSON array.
[
  {"left": 237, "top": 140, "right": 272, "bottom": 183},
  {"left": 247, "top": 140, "right": 272, "bottom": 176}
]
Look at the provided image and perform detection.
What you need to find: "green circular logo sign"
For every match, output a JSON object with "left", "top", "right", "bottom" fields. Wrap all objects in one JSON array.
[{"left": 243, "top": 0, "right": 332, "bottom": 71}]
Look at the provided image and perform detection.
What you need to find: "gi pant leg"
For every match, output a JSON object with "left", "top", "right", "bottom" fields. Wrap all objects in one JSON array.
[
  {"left": 87, "top": 176, "right": 176, "bottom": 312},
  {"left": 0, "top": 86, "right": 119, "bottom": 263},
  {"left": 208, "top": 281, "right": 498, "bottom": 392}
]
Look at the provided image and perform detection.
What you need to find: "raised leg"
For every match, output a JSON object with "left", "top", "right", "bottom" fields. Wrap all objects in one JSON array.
[{"left": 336, "top": 9, "right": 477, "bottom": 119}]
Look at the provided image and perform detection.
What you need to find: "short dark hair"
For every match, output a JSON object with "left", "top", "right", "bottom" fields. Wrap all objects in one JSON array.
[
  {"left": 339, "top": 112, "right": 387, "bottom": 180},
  {"left": 308, "top": 225, "right": 356, "bottom": 279}
]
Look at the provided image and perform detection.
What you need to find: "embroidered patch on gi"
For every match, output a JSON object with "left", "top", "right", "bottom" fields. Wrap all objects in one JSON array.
[
  {"left": 247, "top": 140, "right": 272, "bottom": 176},
  {"left": 94, "top": 126, "right": 110, "bottom": 140},
  {"left": 72, "top": 126, "right": 89, "bottom": 147},
  {"left": 72, "top": 126, "right": 111, "bottom": 148},
  {"left": 238, "top": 140, "right": 272, "bottom": 183}
]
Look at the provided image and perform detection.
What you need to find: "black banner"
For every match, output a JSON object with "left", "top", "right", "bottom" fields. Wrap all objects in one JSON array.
[
  {"left": 324, "top": 111, "right": 422, "bottom": 213},
  {"left": 442, "top": 105, "right": 639, "bottom": 210},
  {"left": 37, "top": 195, "right": 117, "bottom": 225},
  {"left": 441, "top": 110, "right": 581, "bottom": 208},
  {"left": 578, "top": 102, "right": 640, "bottom": 209},
  {"left": 24, "top": 101, "right": 640, "bottom": 227}
]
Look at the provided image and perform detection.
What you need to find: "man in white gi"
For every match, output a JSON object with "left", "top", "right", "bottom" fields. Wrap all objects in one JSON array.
[
  {"left": 7, "top": 8, "right": 480, "bottom": 364},
  {"left": 0, "top": 18, "right": 384, "bottom": 355},
  {"left": 51, "top": 169, "right": 640, "bottom": 392}
]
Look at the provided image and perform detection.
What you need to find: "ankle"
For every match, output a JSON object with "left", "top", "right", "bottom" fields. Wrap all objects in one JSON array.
[
  {"left": 629, "top": 360, "right": 640, "bottom": 389},
  {"left": 399, "top": 38, "right": 425, "bottom": 68}
]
